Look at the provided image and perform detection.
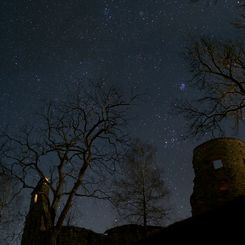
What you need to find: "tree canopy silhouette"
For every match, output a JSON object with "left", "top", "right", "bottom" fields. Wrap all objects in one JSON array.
[
  {"left": 177, "top": 38, "right": 245, "bottom": 137},
  {"left": 111, "top": 139, "right": 168, "bottom": 227},
  {"left": 0, "top": 82, "right": 136, "bottom": 244}
]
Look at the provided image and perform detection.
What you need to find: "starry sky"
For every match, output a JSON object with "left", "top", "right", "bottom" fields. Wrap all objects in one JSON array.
[{"left": 0, "top": 0, "right": 244, "bottom": 233}]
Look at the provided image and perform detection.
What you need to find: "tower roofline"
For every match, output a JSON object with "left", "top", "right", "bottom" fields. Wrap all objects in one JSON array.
[{"left": 193, "top": 137, "right": 245, "bottom": 153}]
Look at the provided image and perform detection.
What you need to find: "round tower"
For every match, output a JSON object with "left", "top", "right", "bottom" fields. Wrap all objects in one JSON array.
[{"left": 191, "top": 137, "right": 245, "bottom": 216}]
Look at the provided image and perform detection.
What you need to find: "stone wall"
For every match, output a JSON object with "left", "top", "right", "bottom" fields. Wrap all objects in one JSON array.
[
  {"left": 58, "top": 226, "right": 104, "bottom": 245},
  {"left": 104, "top": 225, "right": 161, "bottom": 245},
  {"left": 191, "top": 137, "right": 245, "bottom": 216},
  {"left": 57, "top": 225, "right": 162, "bottom": 245},
  {"left": 21, "top": 178, "right": 52, "bottom": 245}
]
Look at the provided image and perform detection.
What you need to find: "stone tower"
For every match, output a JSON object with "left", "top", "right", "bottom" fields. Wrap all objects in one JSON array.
[
  {"left": 191, "top": 137, "right": 245, "bottom": 216},
  {"left": 21, "top": 177, "right": 52, "bottom": 245}
]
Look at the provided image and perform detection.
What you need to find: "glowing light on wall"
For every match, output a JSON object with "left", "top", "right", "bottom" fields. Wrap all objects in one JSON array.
[{"left": 34, "top": 194, "right": 38, "bottom": 203}]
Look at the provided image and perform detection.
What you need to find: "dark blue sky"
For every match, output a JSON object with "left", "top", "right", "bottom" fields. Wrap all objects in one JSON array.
[{"left": 0, "top": 0, "right": 244, "bottom": 233}]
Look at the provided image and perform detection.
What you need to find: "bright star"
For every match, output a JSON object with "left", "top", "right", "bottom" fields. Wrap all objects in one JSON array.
[{"left": 179, "top": 83, "right": 186, "bottom": 91}]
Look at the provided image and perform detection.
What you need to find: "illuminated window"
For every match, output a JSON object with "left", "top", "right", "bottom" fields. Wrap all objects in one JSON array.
[
  {"left": 213, "top": 160, "right": 223, "bottom": 170},
  {"left": 34, "top": 194, "right": 38, "bottom": 203}
]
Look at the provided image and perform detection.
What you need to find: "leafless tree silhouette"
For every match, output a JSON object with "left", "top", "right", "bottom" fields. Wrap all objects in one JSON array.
[
  {"left": 0, "top": 82, "right": 136, "bottom": 244},
  {"left": 111, "top": 139, "right": 168, "bottom": 227},
  {"left": 177, "top": 38, "right": 245, "bottom": 137}
]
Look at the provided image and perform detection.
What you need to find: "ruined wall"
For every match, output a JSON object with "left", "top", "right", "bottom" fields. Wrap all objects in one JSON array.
[
  {"left": 21, "top": 178, "right": 52, "bottom": 245},
  {"left": 58, "top": 226, "right": 104, "bottom": 245},
  {"left": 57, "top": 225, "right": 162, "bottom": 245},
  {"left": 103, "top": 225, "right": 161, "bottom": 245},
  {"left": 191, "top": 137, "right": 245, "bottom": 216}
]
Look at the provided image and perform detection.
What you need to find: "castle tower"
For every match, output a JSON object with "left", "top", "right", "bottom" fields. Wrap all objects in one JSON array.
[
  {"left": 191, "top": 138, "right": 245, "bottom": 216},
  {"left": 21, "top": 177, "right": 52, "bottom": 245}
]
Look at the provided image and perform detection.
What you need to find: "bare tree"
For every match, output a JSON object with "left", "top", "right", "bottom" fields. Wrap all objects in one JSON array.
[
  {"left": 176, "top": 38, "right": 245, "bottom": 137},
  {"left": 111, "top": 139, "right": 168, "bottom": 227},
  {"left": 0, "top": 82, "right": 136, "bottom": 244},
  {"left": 0, "top": 173, "right": 10, "bottom": 222},
  {"left": 0, "top": 172, "right": 24, "bottom": 244}
]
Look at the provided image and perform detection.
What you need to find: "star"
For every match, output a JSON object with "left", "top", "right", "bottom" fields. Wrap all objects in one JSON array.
[{"left": 179, "top": 83, "right": 187, "bottom": 91}]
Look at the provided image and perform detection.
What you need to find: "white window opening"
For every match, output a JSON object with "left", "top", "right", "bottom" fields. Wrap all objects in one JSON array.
[{"left": 213, "top": 160, "right": 223, "bottom": 170}]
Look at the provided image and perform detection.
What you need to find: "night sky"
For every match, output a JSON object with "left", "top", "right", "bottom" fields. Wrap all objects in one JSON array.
[{"left": 1, "top": 0, "right": 244, "bottom": 233}]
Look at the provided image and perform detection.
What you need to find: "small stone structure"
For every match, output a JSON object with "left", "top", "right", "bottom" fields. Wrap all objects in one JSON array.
[
  {"left": 21, "top": 177, "right": 52, "bottom": 245},
  {"left": 191, "top": 137, "right": 245, "bottom": 216}
]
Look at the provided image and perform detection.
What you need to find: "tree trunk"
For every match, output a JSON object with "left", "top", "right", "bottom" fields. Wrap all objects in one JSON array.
[
  {"left": 142, "top": 183, "right": 147, "bottom": 227},
  {"left": 47, "top": 229, "right": 58, "bottom": 245},
  {"left": 143, "top": 199, "right": 147, "bottom": 227}
]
